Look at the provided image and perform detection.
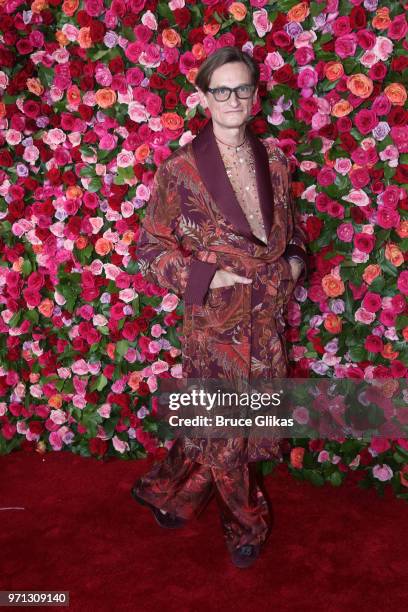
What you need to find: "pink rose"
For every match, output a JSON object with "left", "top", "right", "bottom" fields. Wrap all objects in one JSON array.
[
  {"left": 370, "top": 438, "right": 391, "bottom": 454},
  {"left": 350, "top": 168, "right": 370, "bottom": 189},
  {"left": 377, "top": 206, "right": 400, "bottom": 229},
  {"left": 317, "top": 167, "right": 336, "bottom": 186},
  {"left": 161, "top": 293, "right": 179, "bottom": 312},
  {"left": 335, "top": 33, "right": 358, "bottom": 59},
  {"left": 297, "top": 66, "right": 318, "bottom": 88},
  {"left": 337, "top": 223, "right": 354, "bottom": 242},
  {"left": 397, "top": 271, "right": 408, "bottom": 295},
  {"left": 253, "top": 8, "right": 272, "bottom": 37},
  {"left": 354, "top": 307, "right": 376, "bottom": 324},
  {"left": 372, "top": 464, "right": 393, "bottom": 481},
  {"left": 374, "top": 36, "right": 393, "bottom": 61},
  {"left": 388, "top": 14, "right": 408, "bottom": 41}
]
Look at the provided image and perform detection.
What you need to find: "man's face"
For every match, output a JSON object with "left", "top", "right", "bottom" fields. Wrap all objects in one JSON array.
[{"left": 196, "top": 61, "right": 258, "bottom": 131}]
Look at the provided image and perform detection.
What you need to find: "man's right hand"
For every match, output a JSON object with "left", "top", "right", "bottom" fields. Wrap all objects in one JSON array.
[{"left": 209, "top": 270, "right": 252, "bottom": 289}]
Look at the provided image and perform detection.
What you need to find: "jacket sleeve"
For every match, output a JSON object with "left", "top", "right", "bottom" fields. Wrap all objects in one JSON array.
[
  {"left": 282, "top": 156, "right": 309, "bottom": 282},
  {"left": 136, "top": 160, "right": 218, "bottom": 305}
]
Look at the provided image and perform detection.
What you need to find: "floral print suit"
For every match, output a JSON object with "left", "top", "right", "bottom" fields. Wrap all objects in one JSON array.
[{"left": 133, "top": 118, "right": 308, "bottom": 551}]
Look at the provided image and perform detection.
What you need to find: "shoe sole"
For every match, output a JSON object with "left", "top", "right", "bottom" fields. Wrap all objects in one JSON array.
[{"left": 131, "top": 487, "right": 186, "bottom": 529}]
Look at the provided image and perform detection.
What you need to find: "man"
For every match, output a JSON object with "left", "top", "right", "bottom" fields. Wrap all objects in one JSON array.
[{"left": 131, "top": 47, "right": 308, "bottom": 568}]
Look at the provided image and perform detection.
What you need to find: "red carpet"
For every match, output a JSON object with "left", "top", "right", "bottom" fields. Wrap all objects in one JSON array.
[{"left": 1, "top": 450, "right": 407, "bottom": 612}]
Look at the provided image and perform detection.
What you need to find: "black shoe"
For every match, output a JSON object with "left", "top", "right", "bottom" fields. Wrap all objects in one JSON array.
[
  {"left": 230, "top": 544, "right": 261, "bottom": 568},
  {"left": 131, "top": 487, "right": 186, "bottom": 529}
]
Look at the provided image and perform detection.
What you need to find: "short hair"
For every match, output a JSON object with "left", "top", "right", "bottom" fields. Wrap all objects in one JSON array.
[{"left": 194, "top": 46, "right": 260, "bottom": 94}]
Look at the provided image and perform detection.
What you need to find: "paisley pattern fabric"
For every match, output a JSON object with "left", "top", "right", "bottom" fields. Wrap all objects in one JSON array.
[
  {"left": 132, "top": 440, "right": 270, "bottom": 552},
  {"left": 136, "top": 118, "right": 308, "bottom": 470}
]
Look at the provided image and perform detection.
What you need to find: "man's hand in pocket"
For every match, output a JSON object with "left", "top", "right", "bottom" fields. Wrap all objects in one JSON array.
[{"left": 209, "top": 270, "right": 252, "bottom": 289}]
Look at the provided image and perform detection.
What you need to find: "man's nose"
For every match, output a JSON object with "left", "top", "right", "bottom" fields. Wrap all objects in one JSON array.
[{"left": 228, "top": 91, "right": 241, "bottom": 105}]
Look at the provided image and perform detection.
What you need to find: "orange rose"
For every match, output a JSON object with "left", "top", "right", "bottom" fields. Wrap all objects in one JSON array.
[
  {"left": 95, "top": 88, "right": 117, "bottom": 108},
  {"left": 385, "top": 243, "right": 404, "bottom": 267},
  {"left": 331, "top": 100, "right": 353, "bottom": 117},
  {"left": 399, "top": 465, "right": 408, "bottom": 488},
  {"left": 191, "top": 43, "right": 206, "bottom": 61},
  {"left": 347, "top": 74, "right": 373, "bottom": 99},
  {"left": 203, "top": 23, "right": 221, "bottom": 36},
  {"left": 187, "top": 67, "right": 198, "bottom": 85},
  {"left": 75, "top": 236, "right": 88, "bottom": 249},
  {"left": 49, "top": 394, "right": 63, "bottom": 409},
  {"left": 403, "top": 327, "right": 408, "bottom": 342},
  {"left": 67, "top": 85, "right": 81, "bottom": 106},
  {"left": 62, "top": 0, "right": 79, "bottom": 16},
  {"left": 77, "top": 27, "right": 93, "bottom": 49},
  {"left": 38, "top": 298, "right": 54, "bottom": 317},
  {"left": 322, "top": 274, "right": 345, "bottom": 297},
  {"left": 287, "top": 1, "right": 310, "bottom": 22},
  {"left": 31, "top": 0, "right": 48, "bottom": 12},
  {"left": 290, "top": 447, "right": 305, "bottom": 469},
  {"left": 128, "top": 371, "right": 143, "bottom": 391},
  {"left": 12, "top": 257, "right": 24, "bottom": 272},
  {"left": 372, "top": 7, "right": 391, "bottom": 29},
  {"left": 55, "top": 31, "right": 69, "bottom": 46},
  {"left": 0, "top": 102, "right": 6, "bottom": 118},
  {"left": 324, "top": 61, "right": 344, "bottom": 82},
  {"left": 324, "top": 313, "right": 342, "bottom": 334},
  {"left": 122, "top": 230, "right": 134, "bottom": 245},
  {"left": 228, "top": 2, "right": 247, "bottom": 21},
  {"left": 161, "top": 112, "right": 184, "bottom": 131},
  {"left": 381, "top": 343, "right": 399, "bottom": 360},
  {"left": 106, "top": 343, "right": 116, "bottom": 359},
  {"left": 362, "top": 264, "right": 381, "bottom": 285},
  {"left": 396, "top": 220, "right": 408, "bottom": 239},
  {"left": 95, "top": 238, "right": 112, "bottom": 256},
  {"left": 32, "top": 244, "right": 43, "bottom": 254},
  {"left": 66, "top": 185, "right": 82, "bottom": 199},
  {"left": 135, "top": 143, "right": 150, "bottom": 163},
  {"left": 26, "top": 78, "right": 44, "bottom": 96},
  {"left": 384, "top": 83, "right": 407, "bottom": 106},
  {"left": 162, "top": 28, "right": 181, "bottom": 48}
]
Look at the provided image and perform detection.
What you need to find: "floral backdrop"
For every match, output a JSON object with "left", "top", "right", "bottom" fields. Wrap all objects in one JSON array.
[{"left": 0, "top": 0, "right": 407, "bottom": 499}]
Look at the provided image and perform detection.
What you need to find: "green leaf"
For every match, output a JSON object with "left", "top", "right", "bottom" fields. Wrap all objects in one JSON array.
[
  {"left": 88, "top": 177, "right": 102, "bottom": 193},
  {"left": 329, "top": 471, "right": 343, "bottom": 486},
  {"left": 116, "top": 340, "right": 129, "bottom": 358},
  {"left": 349, "top": 345, "right": 367, "bottom": 362},
  {"left": 9, "top": 311, "right": 22, "bottom": 328}
]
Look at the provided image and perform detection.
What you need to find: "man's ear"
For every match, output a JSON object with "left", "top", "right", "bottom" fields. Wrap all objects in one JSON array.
[{"left": 196, "top": 87, "right": 208, "bottom": 109}]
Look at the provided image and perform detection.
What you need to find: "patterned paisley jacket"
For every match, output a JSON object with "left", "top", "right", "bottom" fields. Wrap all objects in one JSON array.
[{"left": 136, "top": 118, "right": 308, "bottom": 468}]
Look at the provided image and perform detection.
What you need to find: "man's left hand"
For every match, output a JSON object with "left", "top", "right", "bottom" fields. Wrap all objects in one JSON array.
[{"left": 288, "top": 259, "right": 303, "bottom": 283}]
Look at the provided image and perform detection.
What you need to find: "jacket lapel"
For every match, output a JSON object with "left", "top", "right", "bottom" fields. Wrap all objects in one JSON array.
[{"left": 191, "top": 118, "right": 274, "bottom": 245}]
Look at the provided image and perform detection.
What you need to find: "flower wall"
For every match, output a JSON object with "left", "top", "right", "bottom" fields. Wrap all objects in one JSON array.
[{"left": 0, "top": 0, "right": 407, "bottom": 498}]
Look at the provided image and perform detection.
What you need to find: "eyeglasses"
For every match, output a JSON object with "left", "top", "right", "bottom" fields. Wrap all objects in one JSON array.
[{"left": 207, "top": 84, "right": 255, "bottom": 102}]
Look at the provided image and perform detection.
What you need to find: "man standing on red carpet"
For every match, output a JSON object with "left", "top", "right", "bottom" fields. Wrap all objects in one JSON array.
[{"left": 131, "top": 46, "right": 308, "bottom": 568}]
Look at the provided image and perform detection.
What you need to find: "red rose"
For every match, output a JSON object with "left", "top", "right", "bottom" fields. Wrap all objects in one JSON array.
[
  {"left": 89, "top": 438, "right": 108, "bottom": 456},
  {"left": 0, "top": 150, "right": 13, "bottom": 167},
  {"left": 388, "top": 107, "right": 407, "bottom": 126},
  {"left": 354, "top": 109, "right": 378, "bottom": 135},
  {"left": 274, "top": 64, "right": 293, "bottom": 83},
  {"left": 353, "top": 232, "right": 375, "bottom": 253},
  {"left": 89, "top": 20, "right": 106, "bottom": 43},
  {"left": 350, "top": 6, "right": 367, "bottom": 29},
  {"left": 29, "top": 420, "right": 44, "bottom": 435},
  {"left": 173, "top": 8, "right": 191, "bottom": 29},
  {"left": 391, "top": 56, "right": 408, "bottom": 72},
  {"left": 369, "top": 62, "right": 387, "bottom": 81},
  {"left": 306, "top": 216, "right": 324, "bottom": 242},
  {"left": 362, "top": 292, "right": 382, "bottom": 312},
  {"left": 339, "top": 132, "right": 358, "bottom": 152},
  {"left": 394, "top": 164, "right": 408, "bottom": 184}
]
